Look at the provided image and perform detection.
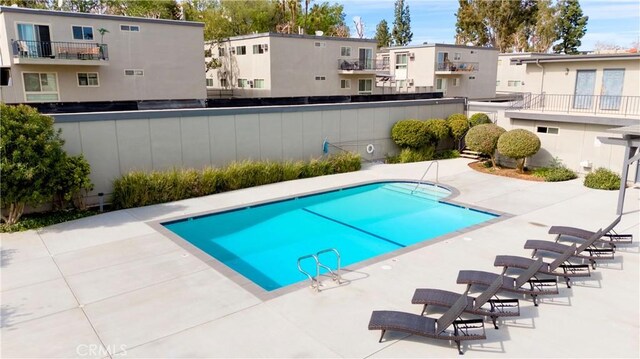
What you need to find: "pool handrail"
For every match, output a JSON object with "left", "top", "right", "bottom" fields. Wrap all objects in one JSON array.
[
  {"left": 412, "top": 160, "right": 439, "bottom": 194},
  {"left": 297, "top": 254, "right": 320, "bottom": 292},
  {"left": 317, "top": 248, "right": 342, "bottom": 284}
]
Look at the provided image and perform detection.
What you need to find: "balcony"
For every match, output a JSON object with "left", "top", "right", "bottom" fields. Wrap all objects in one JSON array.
[
  {"left": 338, "top": 58, "right": 387, "bottom": 75},
  {"left": 506, "top": 93, "right": 640, "bottom": 123},
  {"left": 12, "top": 40, "right": 109, "bottom": 66},
  {"left": 435, "top": 61, "right": 478, "bottom": 75}
]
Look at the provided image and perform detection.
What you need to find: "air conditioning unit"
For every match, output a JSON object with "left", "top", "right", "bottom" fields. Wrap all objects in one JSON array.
[
  {"left": 262, "top": 44, "right": 269, "bottom": 52},
  {"left": 408, "top": 79, "right": 414, "bottom": 86},
  {"left": 409, "top": 52, "right": 415, "bottom": 60}
]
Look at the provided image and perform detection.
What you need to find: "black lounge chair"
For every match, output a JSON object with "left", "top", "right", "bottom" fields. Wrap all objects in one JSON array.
[
  {"left": 412, "top": 276, "right": 520, "bottom": 329},
  {"left": 549, "top": 215, "right": 633, "bottom": 249},
  {"left": 524, "top": 229, "right": 614, "bottom": 269},
  {"left": 494, "top": 243, "right": 590, "bottom": 288},
  {"left": 369, "top": 290, "right": 486, "bottom": 355},
  {"left": 456, "top": 258, "right": 558, "bottom": 306}
]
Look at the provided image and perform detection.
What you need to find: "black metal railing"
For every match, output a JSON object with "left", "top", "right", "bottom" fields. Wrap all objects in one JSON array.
[
  {"left": 12, "top": 40, "right": 109, "bottom": 61},
  {"left": 514, "top": 93, "right": 640, "bottom": 117},
  {"left": 436, "top": 61, "right": 479, "bottom": 72},
  {"left": 338, "top": 58, "right": 387, "bottom": 71}
]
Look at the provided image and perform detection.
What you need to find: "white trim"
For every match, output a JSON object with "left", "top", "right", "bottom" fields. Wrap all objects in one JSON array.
[
  {"left": 340, "top": 46, "right": 351, "bottom": 57},
  {"left": 340, "top": 78, "right": 351, "bottom": 89},
  {"left": 76, "top": 72, "right": 100, "bottom": 87},
  {"left": 70, "top": 24, "right": 94, "bottom": 41},
  {"left": 21, "top": 71, "right": 59, "bottom": 102}
]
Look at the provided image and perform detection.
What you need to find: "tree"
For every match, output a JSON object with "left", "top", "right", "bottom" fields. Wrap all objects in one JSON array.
[
  {"left": 374, "top": 19, "right": 391, "bottom": 48},
  {"left": 465, "top": 123, "right": 506, "bottom": 168},
  {"left": 391, "top": 0, "right": 412, "bottom": 46},
  {"left": 497, "top": 129, "right": 541, "bottom": 172},
  {"left": 531, "top": 0, "right": 558, "bottom": 52},
  {"left": 298, "top": 2, "right": 349, "bottom": 37},
  {"left": 111, "top": 0, "right": 182, "bottom": 19},
  {"left": 52, "top": 154, "right": 94, "bottom": 210},
  {"left": 0, "top": 104, "right": 66, "bottom": 225},
  {"left": 0, "top": 0, "right": 49, "bottom": 8},
  {"left": 553, "top": 0, "right": 588, "bottom": 54}
]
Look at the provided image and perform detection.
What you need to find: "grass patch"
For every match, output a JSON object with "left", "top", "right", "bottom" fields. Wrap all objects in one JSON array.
[{"left": 0, "top": 209, "right": 97, "bottom": 233}]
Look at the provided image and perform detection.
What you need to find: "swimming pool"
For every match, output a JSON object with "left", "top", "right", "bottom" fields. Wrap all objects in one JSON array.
[{"left": 163, "top": 182, "right": 497, "bottom": 291}]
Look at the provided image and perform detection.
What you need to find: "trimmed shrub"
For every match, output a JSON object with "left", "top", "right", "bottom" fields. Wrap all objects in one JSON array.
[
  {"left": 446, "top": 113, "right": 468, "bottom": 122},
  {"left": 52, "top": 154, "right": 94, "bottom": 210},
  {"left": 469, "top": 113, "right": 492, "bottom": 127},
  {"left": 584, "top": 168, "right": 621, "bottom": 190},
  {"left": 532, "top": 167, "right": 578, "bottom": 182},
  {"left": 112, "top": 152, "right": 362, "bottom": 209},
  {"left": 424, "top": 118, "right": 450, "bottom": 144},
  {"left": 447, "top": 116, "right": 470, "bottom": 142},
  {"left": 464, "top": 124, "right": 506, "bottom": 167},
  {"left": 391, "top": 119, "right": 430, "bottom": 148},
  {"left": 497, "top": 129, "right": 541, "bottom": 173},
  {"left": 398, "top": 146, "right": 436, "bottom": 163},
  {"left": 435, "top": 149, "right": 460, "bottom": 160}
]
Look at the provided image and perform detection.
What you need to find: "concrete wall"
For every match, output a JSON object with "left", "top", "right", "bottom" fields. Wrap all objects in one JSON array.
[
  {"left": 0, "top": 7, "right": 206, "bottom": 103},
  {"left": 52, "top": 98, "right": 465, "bottom": 202},
  {"left": 496, "top": 53, "right": 536, "bottom": 93}
]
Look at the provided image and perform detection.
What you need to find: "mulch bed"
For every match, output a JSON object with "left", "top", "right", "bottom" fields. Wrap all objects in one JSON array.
[{"left": 468, "top": 161, "right": 545, "bottom": 182}]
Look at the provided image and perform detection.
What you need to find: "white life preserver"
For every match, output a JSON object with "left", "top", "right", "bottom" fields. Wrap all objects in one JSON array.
[{"left": 366, "top": 143, "right": 375, "bottom": 154}]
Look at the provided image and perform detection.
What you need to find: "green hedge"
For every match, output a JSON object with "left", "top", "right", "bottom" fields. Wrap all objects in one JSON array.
[
  {"left": 112, "top": 152, "right": 361, "bottom": 209},
  {"left": 584, "top": 168, "right": 621, "bottom": 190},
  {"left": 391, "top": 119, "right": 430, "bottom": 148},
  {"left": 532, "top": 167, "right": 578, "bottom": 182},
  {"left": 469, "top": 113, "right": 492, "bottom": 127}
]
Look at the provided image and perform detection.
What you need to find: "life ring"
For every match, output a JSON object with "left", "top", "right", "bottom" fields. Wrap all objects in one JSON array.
[{"left": 366, "top": 144, "right": 375, "bottom": 154}]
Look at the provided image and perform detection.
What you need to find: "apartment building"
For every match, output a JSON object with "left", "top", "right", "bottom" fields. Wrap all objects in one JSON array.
[
  {"left": 472, "top": 52, "right": 640, "bottom": 178},
  {"left": 0, "top": 6, "right": 205, "bottom": 105},
  {"left": 205, "top": 33, "right": 380, "bottom": 98},
  {"left": 495, "top": 52, "right": 556, "bottom": 93},
  {"left": 377, "top": 43, "right": 499, "bottom": 99}
]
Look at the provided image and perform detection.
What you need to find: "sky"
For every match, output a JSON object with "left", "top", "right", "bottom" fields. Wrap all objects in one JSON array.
[{"left": 339, "top": 0, "right": 640, "bottom": 51}]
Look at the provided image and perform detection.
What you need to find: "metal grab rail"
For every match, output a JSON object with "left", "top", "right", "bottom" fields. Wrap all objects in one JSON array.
[
  {"left": 297, "top": 254, "right": 320, "bottom": 292},
  {"left": 317, "top": 248, "right": 341, "bottom": 284},
  {"left": 411, "top": 160, "right": 439, "bottom": 194}
]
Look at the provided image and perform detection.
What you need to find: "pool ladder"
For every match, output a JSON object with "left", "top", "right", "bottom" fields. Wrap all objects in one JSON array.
[
  {"left": 297, "top": 248, "right": 342, "bottom": 292},
  {"left": 411, "top": 160, "right": 439, "bottom": 194}
]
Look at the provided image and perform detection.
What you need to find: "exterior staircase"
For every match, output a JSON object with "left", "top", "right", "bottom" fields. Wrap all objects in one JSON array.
[{"left": 459, "top": 147, "right": 483, "bottom": 160}]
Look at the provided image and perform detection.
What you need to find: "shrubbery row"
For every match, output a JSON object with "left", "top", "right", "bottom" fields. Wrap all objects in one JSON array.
[{"left": 112, "top": 152, "right": 362, "bottom": 209}]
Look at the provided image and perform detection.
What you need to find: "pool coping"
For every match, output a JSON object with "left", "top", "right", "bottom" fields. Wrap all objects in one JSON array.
[{"left": 147, "top": 178, "right": 513, "bottom": 302}]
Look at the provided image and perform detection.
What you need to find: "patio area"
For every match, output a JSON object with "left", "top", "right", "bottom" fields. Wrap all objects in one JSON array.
[{"left": 1, "top": 158, "right": 638, "bottom": 358}]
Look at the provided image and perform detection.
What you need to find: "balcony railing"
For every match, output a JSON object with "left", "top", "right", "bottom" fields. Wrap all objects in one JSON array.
[
  {"left": 513, "top": 93, "right": 640, "bottom": 117},
  {"left": 12, "top": 40, "right": 109, "bottom": 61},
  {"left": 436, "top": 61, "right": 479, "bottom": 72},
  {"left": 338, "top": 58, "right": 387, "bottom": 72}
]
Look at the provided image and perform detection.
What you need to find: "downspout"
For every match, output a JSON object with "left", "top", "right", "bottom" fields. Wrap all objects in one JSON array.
[{"left": 535, "top": 59, "right": 544, "bottom": 94}]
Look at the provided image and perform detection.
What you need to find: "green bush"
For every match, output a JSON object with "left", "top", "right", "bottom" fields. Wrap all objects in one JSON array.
[
  {"left": 464, "top": 124, "right": 506, "bottom": 167},
  {"left": 391, "top": 119, "right": 430, "bottom": 148},
  {"left": 584, "top": 168, "right": 621, "bottom": 190},
  {"left": 447, "top": 113, "right": 468, "bottom": 122},
  {"left": 112, "top": 152, "right": 362, "bottom": 209},
  {"left": 447, "top": 116, "right": 470, "bottom": 142},
  {"left": 532, "top": 167, "right": 578, "bottom": 182},
  {"left": 469, "top": 113, "right": 492, "bottom": 127},
  {"left": 497, "top": 129, "right": 541, "bottom": 173},
  {"left": 52, "top": 154, "right": 94, "bottom": 210},
  {"left": 398, "top": 146, "right": 436, "bottom": 163},
  {"left": 424, "top": 118, "right": 450, "bottom": 144},
  {"left": 435, "top": 149, "right": 460, "bottom": 160},
  {"left": 0, "top": 209, "right": 97, "bottom": 233}
]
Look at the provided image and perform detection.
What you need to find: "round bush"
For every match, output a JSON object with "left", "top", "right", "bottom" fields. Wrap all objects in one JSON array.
[
  {"left": 465, "top": 124, "right": 506, "bottom": 166},
  {"left": 447, "top": 117, "right": 470, "bottom": 141},
  {"left": 446, "top": 113, "right": 468, "bottom": 122},
  {"left": 584, "top": 168, "right": 621, "bottom": 190},
  {"left": 469, "top": 113, "right": 492, "bottom": 127},
  {"left": 391, "top": 119, "right": 430, "bottom": 148},
  {"left": 424, "top": 118, "right": 449, "bottom": 143},
  {"left": 497, "top": 129, "right": 541, "bottom": 172}
]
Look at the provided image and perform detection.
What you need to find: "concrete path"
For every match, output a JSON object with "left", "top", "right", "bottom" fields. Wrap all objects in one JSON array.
[{"left": 1, "top": 158, "right": 638, "bottom": 358}]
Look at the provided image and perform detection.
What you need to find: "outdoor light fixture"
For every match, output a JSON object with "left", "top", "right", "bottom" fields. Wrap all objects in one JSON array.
[{"left": 565, "top": 68, "right": 570, "bottom": 75}]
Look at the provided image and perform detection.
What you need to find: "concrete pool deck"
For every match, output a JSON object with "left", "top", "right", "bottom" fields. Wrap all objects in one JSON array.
[{"left": 1, "top": 158, "right": 638, "bottom": 358}]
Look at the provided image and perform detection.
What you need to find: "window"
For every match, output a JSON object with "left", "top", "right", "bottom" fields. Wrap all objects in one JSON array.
[
  {"left": 236, "top": 46, "right": 246, "bottom": 55},
  {"left": 496, "top": 80, "right": 501, "bottom": 86},
  {"left": 382, "top": 55, "right": 390, "bottom": 69},
  {"left": 206, "top": 78, "right": 214, "bottom": 87},
  {"left": 22, "top": 72, "right": 58, "bottom": 102},
  {"left": 237, "top": 78, "right": 247, "bottom": 88},
  {"left": 454, "top": 52, "right": 461, "bottom": 60},
  {"left": 77, "top": 72, "right": 99, "bottom": 87},
  {"left": 498, "top": 59, "right": 502, "bottom": 66},
  {"left": 397, "top": 80, "right": 406, "bottom": 88},
  {"left": 314, "top": 42, "right": 326, "bottom": 47},
  {"left": 436, "top": 78, "right": 445, "bottom": 91},
  {"left": 72, "top": 26, "right": 93, "bottom": 40},
  {"left": 120, "top": 24, "right": 140, "bottom": 32},
  {"left": 315, "top": 76, "right": 326, "bottom": 81},
  {"left": 358, "top": 79, "right": 372, "bottom": 94},
  {"left": 253, "top": 44, "right": 268, "bottom": 54},
  {"left": 395, "top": 53, "right": 408, "bottom": 70},
  {"left": 124, "top": 69, "right": 144, "bottom": 76},
  {"left": 340, "top": 46, "right": 351, "bottom": 57},
  {"left": 253, "top": 79, "right": 265, "bottom": 88},
  {"left": 218, "top": 47, "right": 225, "bottom": 56},
  {"left": 469, "top": 76, "right": 476, "bottom": 80},
  {"left": 452, "top": 78, "right": 459, "bottom": 87},
  {"left": 507, "top": 80, "right": 520, "bottom": 87},
  {"left": 537, "top": 126, "right": 559, "bottom": 134},
  {"left": 340, "top": 79, "right": 350, "bottom": 89}
]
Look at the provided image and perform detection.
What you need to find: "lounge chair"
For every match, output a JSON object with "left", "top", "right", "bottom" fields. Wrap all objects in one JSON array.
[
  {"left": 456, "top": 258, "right": 558, "bottom": 306},
  {"left": 549, "top": 215, "right": 633, "bottom": 249},
  {"left": 494, "top": 243, "right": 590, "bottom": 288},
  {"left": 369, "top": 290, "right": 486, "bottom": 355},
  {"left": 524, "top": 229, "right": 614, "bottom": 269},
  {"left": 412, "top": 276, "right": 520, "bottom": 329}
]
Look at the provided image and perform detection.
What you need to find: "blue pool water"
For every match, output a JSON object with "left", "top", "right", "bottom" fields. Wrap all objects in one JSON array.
[{"left": 163, "top": 182, "right": 497, "bottom": 291}]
